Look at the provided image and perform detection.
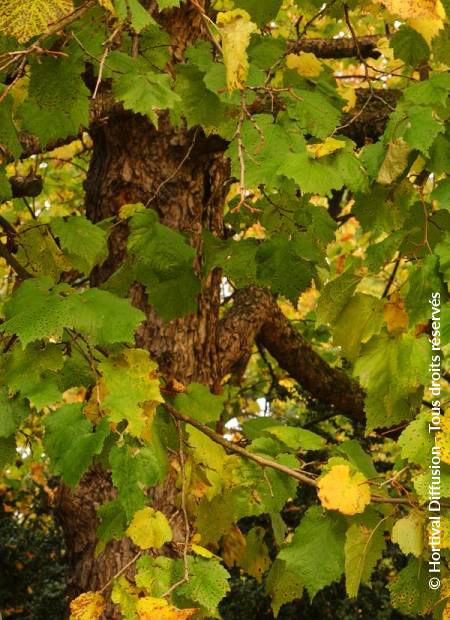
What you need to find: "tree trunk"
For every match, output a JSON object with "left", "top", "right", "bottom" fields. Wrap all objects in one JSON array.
[{"left": 56, "top": 108, "right": 230, "bottom": 617}]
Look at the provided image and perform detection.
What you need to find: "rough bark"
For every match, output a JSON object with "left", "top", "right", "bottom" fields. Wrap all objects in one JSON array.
[
  {"left": 219, "top": 286, "right": 365, "bottom": 421},
  {"left": 289, "top": 35, "right": 381, "bottom": 58},
  {"left": 57, "top": 109, "right": 230, "bottom": 617}
]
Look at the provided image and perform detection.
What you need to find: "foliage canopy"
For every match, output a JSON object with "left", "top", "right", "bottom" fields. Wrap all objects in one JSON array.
[{"left": 1, "top": 0, "right": 450, "bottom": 618}]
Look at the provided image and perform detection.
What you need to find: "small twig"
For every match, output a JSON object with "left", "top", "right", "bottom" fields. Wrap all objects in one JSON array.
[
  {"left": 382, "top": 253, "right": 401, "bottom": 298},
  {"left": 163, "top": 402, "right": 434, "bottom": 507},
  {"left": 99, "top": 550, "right": 142, "bottom": 594}
]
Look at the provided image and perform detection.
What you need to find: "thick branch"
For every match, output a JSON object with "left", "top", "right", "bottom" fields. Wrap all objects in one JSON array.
[
  {"left": 218, "top": 286, "right": 365, "bottom": 421},
  {"left": 289, "top": 35, "right": 381, "bottom": 59},
  {"left": 0, "top": 240, "right": 31, "bottom": 279}
]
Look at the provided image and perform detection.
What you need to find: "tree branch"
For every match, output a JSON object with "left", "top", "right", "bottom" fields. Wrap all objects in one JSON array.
[
  {"left": 218, "top": 286, "right": 365, "bottom": 421},
  {"left": 163, "top": 401, "right": 430, "bottom": 508},
  {"left": 289, "top": 35, "right": 381, "bottom": 59},
  {"left": 0, "top": 240, "right": 31, "bottom": 279}
]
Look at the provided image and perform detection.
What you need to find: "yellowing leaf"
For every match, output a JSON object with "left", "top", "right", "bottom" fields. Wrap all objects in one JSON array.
[
  {"left": 126, "top": 507, "right": 172, "bottom": 549},
  {"left": 409, "top": 15, "right": 444, "bottom": 44},
  {"left": 97, "top": 0, "right": 116, "bottom": 13},
  {"left": 377, "top": 139, "right": 410, "bottom": 185},
  {"left": 69, "top": 591, "right": 105, "bottom": 620},
  {"left": 392, "top": 510, "right": 425, "bottom": 556},
  {"left": 317, "top": 464, "right": 371, "bottom": 515},
  {"left": 436, "top": 411, "right": 450, "bottom": 465},
  {"left": 307, "top": 137, "right": 346, "bottom": 159},
  {"left": 286, "top": 52, "right": 322, "bottom": 77},
  {"left": 378, "top": 0, "right": 440, "bottom": 20},
  {"left": 136, "top": 596, "right": 198, "bottom": 620},
  {"left": 0, "top": 0, "right": 74, "bottom": 42},
  {"left": 216, "top": 9, "right": 257, "bottom": 91},
  {"left": 384, "top": 293, "right": 409, "bottom": 334},
  {"left": 191, "top": 543, "right": 217, "bottom": 559}
]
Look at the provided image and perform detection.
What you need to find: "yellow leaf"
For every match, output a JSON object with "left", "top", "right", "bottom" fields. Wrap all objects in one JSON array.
[
  {"left": 222, "top": 524, "right": 247, "bottom": 568},
  {"left": 126, "top": 507, "right": 172, "bottom": 549},
  {"left": 191, "top": 543, "right": 217, "bottom": 559},
  {"left": 377, "top": 138, "right": 410, "bottom": 185},
  {"left": 119, "top": 202, "right": 146, "bottom": 220},
  {"left": 436, "top": 412, "right": 450, "bottom": 465},
  {"left": 136, "top": 597, "right": 198, "bottom": 620},
  {"left": 286, "top": 52, "right": 322, "bottom": 77},
  {"left": 0, "top": 0, "right": 74, "bottom": 43},
  {"left": 69, "top": 592, "right": 105, "bottom": 620},
  {"left": 307, "top": 137, "right": 346, "bottom": 159},
  {"left": 378, "top": 0, "right": 440, "bottom": 20},
  {"left": 383, "top": 292, "right": 409, "bottom": 334},
  {"left": 408, "top": 15, "right": 444, "bottom": 44},
  {"left": 216, "top": 9, "right": 257, "bottom": 91},
  {"left": 338, "top": 83, "right": 357, "bottom": 112},
  {"left": 317, "top": 464, "right": 371, "bottom": 515},
  {"left": 97, "top": 0, "right": 116, "bottom": 14}
]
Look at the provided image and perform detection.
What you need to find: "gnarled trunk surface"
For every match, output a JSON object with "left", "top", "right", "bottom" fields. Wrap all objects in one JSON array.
[{"left": 56, "top": 108, "right": 230, "bottom": 617}]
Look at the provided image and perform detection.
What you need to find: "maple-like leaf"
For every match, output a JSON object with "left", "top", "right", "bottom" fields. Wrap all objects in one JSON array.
[
  {"left": 317, "top": 464, "right": 371, "bottom": 515},
  {"left": 0, "top": 0, "right": 73, "bottom": 42},
  {"left": 126, "top": 507, "right": 172, "bottom": 549},
  {"left": 69, "top": 591, "right": 105, "bottom": 620}
]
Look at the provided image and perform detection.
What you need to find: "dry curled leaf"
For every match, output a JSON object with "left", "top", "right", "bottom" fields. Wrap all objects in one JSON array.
[{"left": 216, "top": 9, "right": 257, "bottom": 91}]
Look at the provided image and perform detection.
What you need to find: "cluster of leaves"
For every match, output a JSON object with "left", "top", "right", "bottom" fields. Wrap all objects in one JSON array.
[{"left": 1, "top": 0, "right": 450, "bottom": 619}]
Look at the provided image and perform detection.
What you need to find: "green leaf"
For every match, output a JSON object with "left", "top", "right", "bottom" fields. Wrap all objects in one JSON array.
[
  {"left": 345, "top": 513, "right": 386, "bottom": 598},
  {"left": 390, "top": 26, "right": 429, "bottom": 66},
  {"left": 332, "top": 293, "right": 384, "bottom": 361},
  {"left": 0, "top": 387, "right": 27, "bottom": 438},
  {"left": 174, "top": 383, "right": 225, "bottom": 424},
  {"left": 127, "top": 0, "right": 154, "bottom": 32},
  {"left": 316, "top": 268, "right": 361, "bottom": 326},
  {"left": 175, "top": 64, "right": 234, "bottom": 135},
  {"left": 405, "top": 255, "right": 443, "bottom": 324},
  {"left": 404, "top": 106, "right": 444, "bottom": 155},
  {"left": 263, "top": 425, "right": 325, "bottom": 451},
  {"left": 0, "top": 278, "right": 145, "bottom": 347},
  {"left": 255, "top": 234, "right": 316, "bottom": 304},
  {"left": 99, "top": 349, "right": 163, "bottom": 437},
  {"left": 354, "top": 333, "right": 430, "bottom": 431},
  {"left": 279, "top": 149, "right": 366, "bottom": 195},
  {"left": 265, "top": 559, "right": 303, "bottom": 617},
  {"left": 155, "top": 0, "right": 180, "bottom": 7},
  {"left": 177, "top": 556, "right": 231, "bottom": 614},
  {"left": 96, "top": 500, "right": 127, "bottom": 554},
  {"left": 0, "top": 436, "right": 17, "bottom": 469},
  {"left": 287, "top": 90, "right": 341, "bottom": 139},
  {"left": 110, "top": 443, "right": 165, "bottom": 520},
  {"left": 1, "top": 277, "right": 73, "bottom": 346},
  {"left": 389, "top": 558, "right": 440, "bottom": 616},
  {"left": 398, "top": 411, "right": 434, "bottom": 467},
  {"left": 18, "top": 56, "right": 89, "bottom": 147},
  {"left": 278, "top": 505, "right": 346, "bottom": 598},
  {"left": 128, "top": 208, "right": 201, "bottom": 321},
  {"left": 50, "top": 216, "right": 108, "bottom": 275},
  {"left": 44, "top": 404, "right": 110, "bottom": 486},
  {"left": 70, "top": 289, "right": 145, "bottom": 345},
  {"left": 0, "top": 92, "right": 21, "bottom": 157},
  {"left": 391, "top": 510, "right": 425, "bottom": 557},
  {"left": 334, "top": 440, "right": 378, "bottom": 480},
  {"left": 235, "top": 0, "right": 282, "bottom": 26},
  {"left": 109, "top": 52, "right": 180, "bottom": 124},
  {"left": 431, "top": 177, "right": 450, "bottom": 205},
  {"left": 202, "top": 231, "right": 258, "bottom": 287},
  {"left": 3, "top": 342, "right": 65, "bottom": 409}
]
